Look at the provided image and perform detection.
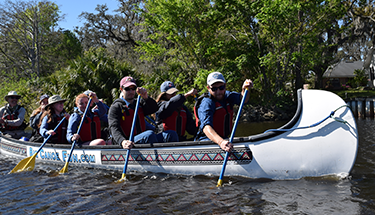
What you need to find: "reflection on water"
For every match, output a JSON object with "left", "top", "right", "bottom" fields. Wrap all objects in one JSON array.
[{"left": 1, "top": 119, "right": 375, "bottom": 214}]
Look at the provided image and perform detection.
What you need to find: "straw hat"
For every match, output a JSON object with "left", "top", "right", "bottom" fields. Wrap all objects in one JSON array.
[
  {"left": 4, "top": 91, "right": 21, "bottom": 101},
  {"left": 45, "top": 95, "right": 66, "bottom": 109}
]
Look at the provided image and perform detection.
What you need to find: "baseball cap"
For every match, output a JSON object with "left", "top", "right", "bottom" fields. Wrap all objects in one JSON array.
[
  {"left": 120, "top": 76, "right": 137, "bottom": 88},
  {"left": 39, "top": 94, "right": 49, "bottom": 104},
  {"left": 207, "top": 72, "right": 226, "bottom": 86},
  {"left": 160, "top": 81, "right": 179, "bottom": 94}
]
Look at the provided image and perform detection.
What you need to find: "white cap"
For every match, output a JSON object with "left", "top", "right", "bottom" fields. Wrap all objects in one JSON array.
[{"left": 207, "top": 72, "right": 226, "bottom": 86}]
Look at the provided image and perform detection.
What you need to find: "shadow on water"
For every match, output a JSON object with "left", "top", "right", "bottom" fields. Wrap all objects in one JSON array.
[{"left": 1, "top": 120, "right": 375, "bottom": 214}]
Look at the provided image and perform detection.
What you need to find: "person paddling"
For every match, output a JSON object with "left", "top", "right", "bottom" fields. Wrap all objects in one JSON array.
[
  {"left": 39, "top": 95, "right": 70, "bottom": 144},
  {"left": 195, "top": 72, "right": 253, "bottom": 152},
  {"left": 0, "top": 91, "right": 29, "bottom": 139},
  {"left": 155, "top": 81, "right": 197, "bottom": 141},
  {"left": 67, "top": 92, "right": 110, "bottom": 146},
  {"left": 108, "top": 76, "right": 178, "bottom": 149},
  {"left": 29, "top": 94, "right": 49, "bottom": 142}
]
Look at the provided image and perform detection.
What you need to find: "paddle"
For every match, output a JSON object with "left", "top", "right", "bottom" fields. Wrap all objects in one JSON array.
[
  {"left": 9, "top": 116, "right": 67, "bottom": 174},
  {"left": 217, "top": 88, "right": 248, "bottom": 187},
  {"left": 117, "top": 94, "right": 141, "bottom": 182},
  {"left": 59, "top": 98, "right": 92, "bottom": 174}
]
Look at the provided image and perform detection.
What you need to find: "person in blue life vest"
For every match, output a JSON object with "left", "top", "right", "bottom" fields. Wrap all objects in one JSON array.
[
  {"left": 195, "top": 72, "right": 253, "bottom": 152},
  {"left": 29, "top": 94, "right": 49, "bottom": 142},
  {"left": 0, "top": 91, "right": 29, "bottom": 139},
  {"left": 67, "top": 92, "right": 111, "bottom": 146},
  {"left": 108, "top": 76, "right": 178, "bottom": 149},
  {"left": 39, "top": 95, "right": 70, "bottom": 144},
  {"left": 155, "top": 81, "right": 198, "bottom": 141}
]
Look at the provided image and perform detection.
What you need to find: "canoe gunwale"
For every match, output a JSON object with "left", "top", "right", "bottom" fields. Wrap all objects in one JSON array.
[{"left": 0, "top": 90, "right": 302, "bottom": 149}]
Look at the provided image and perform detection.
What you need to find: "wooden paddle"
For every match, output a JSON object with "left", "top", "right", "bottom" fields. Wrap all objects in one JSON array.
[
  {"left": 9, "top": 116, "right": 67, "bottom": 174},
  {"left": 59, "top": 98, "right": 92, "bottom": 174},
  {"left": 117, "top": 94, "right": 141, "bottom": 182},
  {"left": 217, "top": 88, "right": 248, "bottom": 187}
]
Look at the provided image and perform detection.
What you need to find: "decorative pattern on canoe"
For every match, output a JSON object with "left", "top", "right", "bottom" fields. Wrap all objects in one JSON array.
[
  {"left": 1, "top": 142, "right": 27, "bottom": 155},
  {"left": 101, "top": 147, "right": 253, "bottom": 165}
]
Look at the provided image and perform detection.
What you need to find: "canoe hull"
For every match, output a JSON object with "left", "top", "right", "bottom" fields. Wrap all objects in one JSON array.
[{"left": 0, "top": 89, "right": 358, "bottom": 179}]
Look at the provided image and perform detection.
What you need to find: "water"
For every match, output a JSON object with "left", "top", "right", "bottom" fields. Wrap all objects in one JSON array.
[{"left": 1, "top": 119, "right": 375, "bottom": 214}]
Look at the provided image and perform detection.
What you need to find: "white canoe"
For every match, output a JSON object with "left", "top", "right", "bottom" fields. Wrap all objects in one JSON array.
[{"left": 0, "top": 89, "right": 358, "bottom": 179}]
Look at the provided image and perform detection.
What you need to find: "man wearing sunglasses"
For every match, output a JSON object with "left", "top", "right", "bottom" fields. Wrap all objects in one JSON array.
[
  {"left": 0, "top": 91, "right": 29, "bottom": 139},
  {"left": 109, "top": 76, "right": 176, "bottom": 149},
  {"left": 195, "top": 72, "right": 253, "bottom": 152}
]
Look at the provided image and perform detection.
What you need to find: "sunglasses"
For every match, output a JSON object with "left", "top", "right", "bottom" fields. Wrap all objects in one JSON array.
[
  {"left": 9, "top": 96, "right": 19, "bottom": 99},
  {"left": 124, "top": 87, "right": 137, "bottom": 91},
  {"left": 210, "top": 85, "right": 226, "bottom": 91}
]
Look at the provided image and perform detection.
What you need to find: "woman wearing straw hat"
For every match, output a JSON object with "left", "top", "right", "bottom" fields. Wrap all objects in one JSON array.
[
  {"left": 29, "top": 94, "right": 49, "bottom": 142},
  {"left": 0, "top": 91, "right": 29, "bottom": 139},
  {"left": 39, "top": 95, "right": 70, "bottom": 144}
]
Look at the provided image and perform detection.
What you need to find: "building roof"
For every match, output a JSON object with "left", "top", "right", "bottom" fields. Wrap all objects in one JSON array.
[{"left": 323, "top": 61, "right": 364, "bottom": 78}]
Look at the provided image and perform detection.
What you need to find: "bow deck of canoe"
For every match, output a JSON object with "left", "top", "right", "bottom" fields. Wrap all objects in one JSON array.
[{"left": 0, "top": 89, "right": 358, "bottom": 180}]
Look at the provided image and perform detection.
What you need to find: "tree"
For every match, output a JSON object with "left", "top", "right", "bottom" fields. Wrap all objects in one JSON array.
[
  {"left": 0, "top": 0, "right": 62, "bottom": 78},
  {"left": 40, "top": 47, "right": 135, "bottom": 112}
]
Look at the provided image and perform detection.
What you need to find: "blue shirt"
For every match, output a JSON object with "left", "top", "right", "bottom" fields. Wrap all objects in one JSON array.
[
  {"left": 196, "top": 91, "right": 242, "bottom": 141},
  {"left": 66, "top": 101, "right": 107, "bottom": 143}
]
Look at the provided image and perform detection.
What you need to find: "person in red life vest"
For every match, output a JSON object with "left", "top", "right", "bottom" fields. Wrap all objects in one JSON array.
[
  {"left": 29, "top": 94, "right": 49, "bottom": 142},
  {"left": 67, "top": 92, "right": 110, "bottom": 146},
  {"left": 108, "top": 76, "right": 178, "bottom": 150},
  {"left": 39, "top": 95, "right": 70, "bottom": 144},
  {"left": 155, "top": 81, "right": 198, "bottom": 141},
  {"left": 0, "top": 91, "right": 29, "bottom": 139},
  {"left": 194, "top": 72, "right": 253, "bottom": 152}
]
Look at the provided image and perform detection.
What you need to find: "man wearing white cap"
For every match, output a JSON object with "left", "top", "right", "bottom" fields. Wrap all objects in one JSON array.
[
  {"left": 0, "top": 91, "right": 29, "bottom": 139},
  {"left": 195, "top": 72, "right": 253, "bottom": 152}
]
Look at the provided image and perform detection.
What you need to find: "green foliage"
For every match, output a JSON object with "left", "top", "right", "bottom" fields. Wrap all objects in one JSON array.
[
  {"left": 353, "top": 69, "right": 368, "bottom": 87},
  {"left": 0, "top": 76, "right": 41, "bottom": 122},
  {"left": 39, "top": 48, "right": 135, "bottom": 113}
]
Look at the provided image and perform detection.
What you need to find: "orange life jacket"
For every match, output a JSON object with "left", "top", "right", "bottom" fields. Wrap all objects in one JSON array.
[
  {"left": 77, "top": 111, "right": 101, "bottom": 142},
  {"left": 162, "top": 107, "right": 187, "bottom": 137},
  {"left": 120, "top": 104, "right": 146, "bottom": 139}
]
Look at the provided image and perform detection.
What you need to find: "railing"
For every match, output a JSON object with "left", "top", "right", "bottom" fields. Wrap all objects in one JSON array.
[{"left": 346, "top": 98, "right": 375, "bottom": 118}]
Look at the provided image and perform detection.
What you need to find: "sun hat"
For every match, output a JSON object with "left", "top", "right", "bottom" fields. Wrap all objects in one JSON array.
[
  {"left": 39, "top": 94, "right": 49, "bottom": 104},
  {"left": 207, "top": 72, "right": 226, "bottom": 86},
  {"left": 160, "top": 81, "right": 179, "bottom": 94},
  {"left": 120, "top": 76, "right": 137, "bottom": 88},
  {"left": 45, "top": 95, "right": 66, "bottom": 109},
  {"left": 4, "top": 91, "right": 21, "bottom": 101}
]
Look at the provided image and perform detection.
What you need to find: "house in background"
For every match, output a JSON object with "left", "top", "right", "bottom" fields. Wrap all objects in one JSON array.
[
  {"left": 323, "top": 47, "right": 375, "bottom": 90},
  {"left": 323, "top": 60, "right": 363, "bottom": 89}
]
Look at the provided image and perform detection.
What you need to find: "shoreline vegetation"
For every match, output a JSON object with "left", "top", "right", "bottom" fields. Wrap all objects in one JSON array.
[{"left": 240, "top": 88, "right": 375, "bottom": 123}]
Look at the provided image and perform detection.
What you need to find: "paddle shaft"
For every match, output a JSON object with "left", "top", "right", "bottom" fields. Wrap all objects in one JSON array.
[
  {"left": 121, "top": 95, "right": 141, "bottom": 179},
  {"left": 9, "top": 117, "right": 67, "bottom": 173},
  {"left": 34, "top": 117, "right": 67, "bottom": 156},
  {"left": 217, "top": 89, "right": 248, "bottom": 186},
  {"left": 60, "top": 98, "right": 92, "bottom": 173}
]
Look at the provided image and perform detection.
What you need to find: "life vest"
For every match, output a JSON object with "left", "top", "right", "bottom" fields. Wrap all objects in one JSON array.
[
  {"left": 120, "top": 103, "right": 146, "bottom": 139},
  {"left": 213, "top": 101, "right": 233, "bottom": 138},
  {"left": 75, "top": 111, "right": 101, "bottom": 142},
  {"left": 163, "top": 107, "right": 187, "bottom": 137},
  {"left": 48, "top": 114, "right": 68, "bottom": 144},
  {"left": 1, "top": 105, "right": 25, "bottom": 131},
  {"left": 194, "top": 93, "right": 233, "bottom": 138}
]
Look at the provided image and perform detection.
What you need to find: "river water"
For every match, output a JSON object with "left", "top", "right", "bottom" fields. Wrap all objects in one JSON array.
[{"left": 0, "top": 119, "right": 374, "bottom": 214}]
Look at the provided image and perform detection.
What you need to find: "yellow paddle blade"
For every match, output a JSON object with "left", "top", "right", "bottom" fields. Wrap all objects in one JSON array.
[
  {"left": 9, "top": 154, "right": 36, "bottom": 174},
  {"left": 115, "top": 173, "right": 126, "bottom": 183},
  {"left": 217, "top": 179, "right": 223, "bottom": 187},
  {"left": 59, "top": 163, "right": 69, "bottom": 174}
]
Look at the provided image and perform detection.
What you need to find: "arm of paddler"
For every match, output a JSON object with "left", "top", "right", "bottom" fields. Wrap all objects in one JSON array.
[{"left": 203, "top": 125, "right": 233, "bottom": 152}]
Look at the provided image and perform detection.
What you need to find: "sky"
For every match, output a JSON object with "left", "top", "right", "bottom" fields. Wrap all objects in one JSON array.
[{"left": 52, "top": 0, "right": 120, "bottom": 31}]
